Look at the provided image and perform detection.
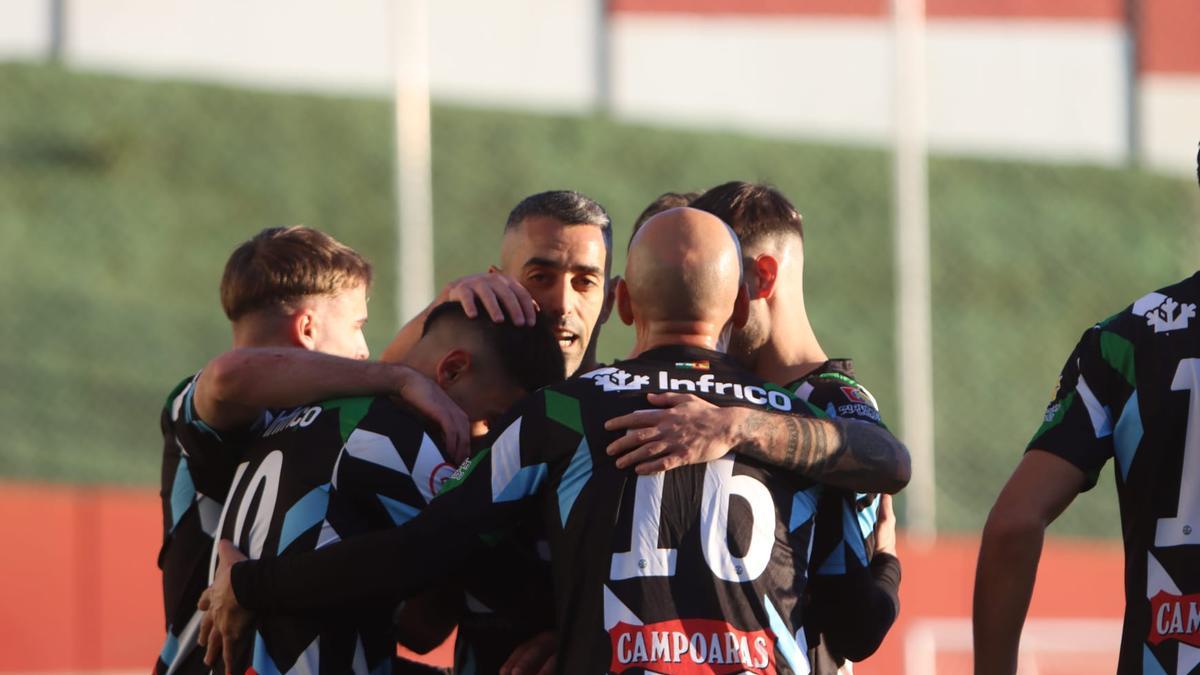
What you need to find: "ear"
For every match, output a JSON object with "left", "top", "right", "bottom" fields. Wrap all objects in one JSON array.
[
  {"left": 434, "top": 349, "right": 472, "bottom": 389},
  {"left": 487, "top": 264, "right": 502, "bottom": 274},
  {"left": 751, "top": 254, "right": 779, "bottom": 300},
  {"left": 732, "top": 283, "right": 750, "bottom": 330},
  {"left": 599, "top": 275, "right": 618, "bottom": 325},
  {"left": 291, "top": 308, "right": 318, "bottom": 350},
  {"left": 615, "top": 278, "right": 634, "bottom": 326}
]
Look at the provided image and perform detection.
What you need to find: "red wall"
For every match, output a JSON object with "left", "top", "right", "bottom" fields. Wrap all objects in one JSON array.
[
  {"left": 611, "top": 0, "right": 1200, "bottom": 75},
  {"left": 0, "top": 481, "right": 1123, "bottom": 673}
]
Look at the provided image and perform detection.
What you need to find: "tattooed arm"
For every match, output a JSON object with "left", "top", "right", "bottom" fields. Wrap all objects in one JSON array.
[{"left": 604, "top": 392, "right": 911, "bottom": 493}]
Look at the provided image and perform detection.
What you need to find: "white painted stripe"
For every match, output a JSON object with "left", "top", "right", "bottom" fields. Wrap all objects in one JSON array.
[{"left": 1075, "top": 372, "right": 1112, "bottom": 438}]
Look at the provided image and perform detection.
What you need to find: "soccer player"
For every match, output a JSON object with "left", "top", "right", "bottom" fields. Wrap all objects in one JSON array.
[
  {"left": 605, "top": 182, "right": 904, "bottom": 670},
  {"left": 156, "top": 226, "right": 466, "bottom": 674},
  {"left": 973, "top": 154, "right": 1200, "bottom": 673},
  {"left": 204, "top": 207, "right": 907, "bottom": 674},
  {"left": 205, "top": 302, "right": 563, "bottom": 674},
  {"left": 383, "top": 190, "right": 613, "bottom": 377}
]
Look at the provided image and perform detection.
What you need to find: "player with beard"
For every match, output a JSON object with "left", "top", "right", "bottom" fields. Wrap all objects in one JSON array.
[
  {"left": 156, "top": 226, "right": 465, "bottom": 675},
  {"left": 202, "top": 207, "right": 910, "bottom": 674},
  {"left": 605, "top": 182, "right": 905, "bottom": 671}
]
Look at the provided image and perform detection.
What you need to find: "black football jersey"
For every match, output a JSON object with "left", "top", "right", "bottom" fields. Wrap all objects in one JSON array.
[
  {"left": 233, "top": 346, "right": 834, "bottom": 674},
  {"left": 216, "top": 395, "right": 456, "bottom": 675},
  {"left": 1029, "top": 272, "right": 1200, "bottom": 673},
  {"left": 156, "top": 373, "right": 266, "bottom": 675},
  {"left": 788, "top": 361, "right": 892, "bottom": 673}
]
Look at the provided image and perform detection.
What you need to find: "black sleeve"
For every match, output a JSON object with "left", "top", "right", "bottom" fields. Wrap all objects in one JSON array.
[
  {"left": 806, "top": 551, "right": 901, "bottom": 662},
  {"left": 232, "top": 394, "right": 555, "bottom": 612}
]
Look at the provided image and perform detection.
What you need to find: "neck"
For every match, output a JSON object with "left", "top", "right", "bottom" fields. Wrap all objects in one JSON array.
[
  {"left": 631, "top": 320, "right": 726, "bottom": 357},
  {"left": 231, "top": 317, "right": 297, "bottom": 350},
  {"left": 752, "top": 296, "right": 827, "bottom": 385}
]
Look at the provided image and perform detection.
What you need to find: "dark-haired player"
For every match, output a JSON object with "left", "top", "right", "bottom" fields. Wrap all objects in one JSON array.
[
  {"left": 974, "top": 151, "right": 1200, "bottom": 673},
  {"left": 611, "top": 182, "right": 905, "bottom": 670},
  {"left": 204, "top": 207, "right": 908, "bottom": 674},
  {"left": 156, "top": 226, "right": 466, "bottom": 675},
  {"left": 384, "top": 190, "right": 614, "bottom": 378},
  {"left": 203, "top": 302, "right": 564, "bottom": 674}
]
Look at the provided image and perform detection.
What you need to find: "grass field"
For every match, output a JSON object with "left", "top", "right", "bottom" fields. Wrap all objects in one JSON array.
[{"left": 1, "top": 61, "right": 1196, "bottom": 534}]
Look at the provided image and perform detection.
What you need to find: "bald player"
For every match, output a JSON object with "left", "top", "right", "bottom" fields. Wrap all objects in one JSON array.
[{"left": 203, "top": 208, "right": 900, "bottom": 674}]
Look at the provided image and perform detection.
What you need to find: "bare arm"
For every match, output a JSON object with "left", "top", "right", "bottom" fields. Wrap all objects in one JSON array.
[
  {"left": 192, "top": 347, "right": 470, "bottom": 461},
  {"left": 605, "top": 393, "right": 911, "bottom": 494},
  {"left": 972, "top": 450, "right": 1085, "bottom": 675}
]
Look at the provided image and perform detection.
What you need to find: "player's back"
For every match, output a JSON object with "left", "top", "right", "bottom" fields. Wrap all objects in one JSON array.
[
  {"left": 215, "top": 395, "right": 450, "bottom": 675},
  {"left": 498, "top": 345, "right": 823, "bottom": 673},
  {"left": 1032, "top": 272, "right": 1200, "bottom": 671}
]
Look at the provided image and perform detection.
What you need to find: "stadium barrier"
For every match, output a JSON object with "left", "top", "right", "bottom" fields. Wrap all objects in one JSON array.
[{"left": 0, "top": 481, "right": 1123, "bottom": 674}]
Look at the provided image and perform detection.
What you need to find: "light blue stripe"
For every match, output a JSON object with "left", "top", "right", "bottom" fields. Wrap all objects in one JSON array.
[
  {"left": 495, "top": 463, "right": 547, "bottom": 503},
  {"left": 557, "top": 438, "right": 592, "bottom": 526},
  {"left": 158, "top": 629, "right": 179, "bottom": 665},
  {"left": 1113, "top": 392, "right": 1142, "bottom": 481},
  {"left": 169, "top": 458, "right": 196, "bottom": 532},
  {"left": 762, "top": 595, "right": 807, "bottom": 673},
  {"left": 844, "top": 498, "right": 869, "bottom": 566},
  {"left": 276, "top": 483, "right": 330, "bottom": 554},
  {"left": 856, "top": 493, "right": 880, "bottom": 541},
  {"left": 789, "top": 485, "right": 822, "bottom": 531},
  {"left": 1143, "top": 644, "right": 1168, "bottom": 675},
  {"left": 377, "top": 493, "right": 422, "bottom": 526},
  {"left": 252, "top": 631, "right": 281, "bottom": 675}
]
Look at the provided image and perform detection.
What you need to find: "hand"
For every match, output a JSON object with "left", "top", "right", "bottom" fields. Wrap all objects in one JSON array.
[
  {"left": 500, "top": 630, "right": 556, "bottom": 675},
  {"left": 441, "top": 270, "right": 538, "bottom": 326},
  {"left": 394, "top": 366, "right": 471, "bottom": 464},
  {"left": 604, "top": 393, "right": 745, "bottom": 474},
  {"left": 874, "top": 493, "right": 897, "bottom": 556},
  {"left": 198, "top": 540, "right": 253, "bottom": 675}
]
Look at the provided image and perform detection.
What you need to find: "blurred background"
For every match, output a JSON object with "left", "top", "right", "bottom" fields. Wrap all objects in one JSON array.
[{"left": 0, "top": 0, "right": 1197, "bottom": 672}]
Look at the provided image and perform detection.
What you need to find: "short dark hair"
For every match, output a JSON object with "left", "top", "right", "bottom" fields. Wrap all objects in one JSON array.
[
  {"left": 629, "top": 191, "right": 702, "bottom": 247},
  {"left": 422, "top": 302, "right": 565, "bottom": 392},
  {"left": 690, "top": 182, "right": 803, "bottom": 248},
  {"left": 505, "top": 190, "right": 613, "bottom": 276},
  {"left": 220, "top": 226, "right": 372, "bottom": 321}
]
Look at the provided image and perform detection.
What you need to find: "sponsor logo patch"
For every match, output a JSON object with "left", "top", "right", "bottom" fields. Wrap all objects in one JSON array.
[
  {"left": 1137, "top": 294, "right": 1196, "bottom": 333},
  {"left": 583, "top": 367, "right": 651, "bottom": 392},
  {"left": 608, "top": 619, "right": 775, "bottom": 674},
  {"left": 840, "top": 386, "right": 870, "bottom": 405},
  {"left": 1149, "top": 591, "right": 1200, "bottom": 647}
]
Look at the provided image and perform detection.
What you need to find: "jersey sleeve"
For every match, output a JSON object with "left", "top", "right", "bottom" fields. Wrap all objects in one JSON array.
[
  {"left": 803, "top": 372, "right": 886, "bottom": 427},
  {"left": 163, "top": 373, "right": 249, "bottom": 501},
  {"left": 1026, "top": 321, "right": 1134, "bottom": 491},
  {"left": 230, "top": 390, "right": 562, "bottom": 613}
]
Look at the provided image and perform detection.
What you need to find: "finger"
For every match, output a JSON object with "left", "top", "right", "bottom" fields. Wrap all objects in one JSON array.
[
  {"left": 203, "top": 626, "right": 222, "bottom": 667},
  {"left": 513, "top": 281, "right": 537, "bottom": 325},
  {"left": 646, "top": 392, "right": 703, "bottom": 407},
  {"left": 444, "top": 408, "right": 471, "bottom": 464},
  {"left": 198, "top": 588, "right": 211, "bottom": 611},
  {"left": 615, "top": 441, "right": 670, "bottom": 470},
  {"left": 490, "top": 281, "right": 527, "bottom": 326},
  {"left": 468, "top": 283, "right": 507, "bottom": 323},
  {"left": 222, "top": 627, "right": 237, "bottom": 675},
  {"left": 448, "top": 286, "right": 480, "bottom": 319},
  {"left": 537, "top": 654, "right": 557, "bottom": 675},
  {"left": 606, "top": 427, "right": 662, "bottom": 457},
  {"left": 604, "top": 409, "right": 665, "bottom": 433},
  {"left": 635, "top": 452, "right": 684, "bottom": 475}
]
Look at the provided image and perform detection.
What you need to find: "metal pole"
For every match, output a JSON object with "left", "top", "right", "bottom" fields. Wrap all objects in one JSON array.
[
  {"left": 595, "top": 0, "right": 612, "bottom": 115},
  {"left": 1123, "top": 0, "right": 1141, "bottom": 166},
  {"left": 893, "top": 0, "right": 936, "bottom": 538},
  {"left": 48, "top": 0, "right": 66, "bottom": 64},
  {"left": 392, "top": 0, "right": 435, "bottom": 326}
]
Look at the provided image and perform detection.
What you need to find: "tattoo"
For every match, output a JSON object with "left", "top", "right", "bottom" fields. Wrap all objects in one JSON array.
[{"left": 737, "top": 411, "right": 911, "bottom": 493}]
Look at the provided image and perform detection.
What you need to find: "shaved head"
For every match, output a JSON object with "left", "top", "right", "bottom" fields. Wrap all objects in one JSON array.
[{"left": 624, "top": 207, "right": 743, "bottom": 326}]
